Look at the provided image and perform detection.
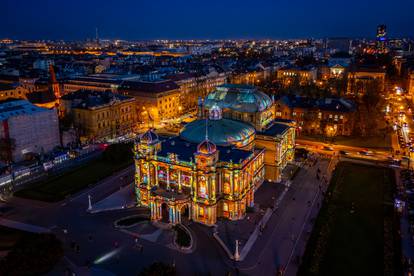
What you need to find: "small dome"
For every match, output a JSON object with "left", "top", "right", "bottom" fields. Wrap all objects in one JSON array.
[
  {"left": 209, "top": 104, "right": 222, "bottom": 120},
  {"left": 139, "top": 129, "right": 159, "bottom": 145},
  {"left": 197, "top": 139, "right": 217, "bottom": 155}
]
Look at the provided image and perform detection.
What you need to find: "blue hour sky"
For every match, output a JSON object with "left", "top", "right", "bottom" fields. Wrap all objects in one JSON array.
[{"left": 1, "top": 0, "right": 413, "bottom": 40}]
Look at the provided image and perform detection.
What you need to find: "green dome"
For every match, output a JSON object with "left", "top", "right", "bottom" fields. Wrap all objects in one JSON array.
[
  {"left": 180, "top": 118, "right": 255, "bottom": 147},
  {"left": 204, "top": 84, "right": 273, "bottom": 113}
]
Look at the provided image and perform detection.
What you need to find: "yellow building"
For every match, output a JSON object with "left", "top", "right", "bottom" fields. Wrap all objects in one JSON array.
[
  {"left": 203, "top": 84, "right": 294, "bottom": 182},
  {"left": 134, "top": 85, "right": 296, "bottom": 226},
  {"left": 135, "top": 111, "right": 264, "bottom": 226},
  {"left": 166, "top": 71, "right": 228, "bottom": 112},
  {"left": 119, "top": 80, "right": 181, "bottom": 123},
  {"left": 0, "top": 83, "right": 29, "bottom": 101},
  {"left": 347, "top": 67, "right": 386, "bottom": 96},
  {"left": 63, "top": 75, "right": 121, "bottom": 94},
  {"left": 277, "top": 66, "right": 317, "bottom": 86},
  {"left": 61, "top": 90, "right": 137, "bottom": 140},
  {"left": 256, "top": 123, "right": 295, "bottom": 181}
]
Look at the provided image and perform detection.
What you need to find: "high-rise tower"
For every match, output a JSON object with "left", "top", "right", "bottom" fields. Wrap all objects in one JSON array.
[{"left": 376, "top": 24, "right": 387, "bottom": 53}]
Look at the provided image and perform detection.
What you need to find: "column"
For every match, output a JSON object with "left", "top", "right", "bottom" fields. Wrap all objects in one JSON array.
[
  {"left": 147, "top": 162, "right": 150, "bottom": 186},
  {"left": 211, "top": 175, "right": 216, "bottom": 201},
  {"left": 166, "top": 167, "right": 170, "bottom": 190},
  {"left": 192, "top": 173, "right": 197, "bottom": 201},
  {"left": 136, "top": 162, "right": 141, "bottom": 183},
  {"left": 178, "top": 170, "right": 182, "bottom": 193},
  {"left": 230, "top": 171, "right": 234, "bottom": 197},
  {"left": 207, "top": 175, "right": 211, "bottom": 199},
  {"left": 155, "top": 165, "right": 159, "bottom": 186},
  {"left": 234, "top": 172, "right": 239, "bottom": 196},
  {"left": 169, "top": 207, "right": 173, "bottom": 223},
  {"left": 150, "top": 202, "right": 154, "bottom": 218},
  {"left": 159, "top": 204, "right": 162, "bottom": 220}
]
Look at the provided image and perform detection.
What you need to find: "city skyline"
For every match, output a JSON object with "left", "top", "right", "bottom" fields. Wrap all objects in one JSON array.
[
  {"left": 2, "top": 0, "right": 414, "bottom": 40},
  {"left": 1, "top": 2, "right": 414, "bottom": 275}
]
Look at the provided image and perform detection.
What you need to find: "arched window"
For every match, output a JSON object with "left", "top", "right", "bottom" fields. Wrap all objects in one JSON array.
[
  {"left": 199, "top": 176, "right": 207, "bottom": 198},
  {"left": 223, "top": 202, "right": 228, "bottom": 212},
  {"left": 199, "top": 207, "right": 204, "bottom": 217},
  {"left": 223, "top": 182, "right": 230, "bottom": 194}
]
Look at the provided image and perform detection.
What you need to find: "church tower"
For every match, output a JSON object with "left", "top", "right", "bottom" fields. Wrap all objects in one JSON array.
[
  {"left": 134, "top": 129, "right": 161, "bottom": 206},
  {"left": 192, "top": 115, "right": 219, "bottom": 225}
]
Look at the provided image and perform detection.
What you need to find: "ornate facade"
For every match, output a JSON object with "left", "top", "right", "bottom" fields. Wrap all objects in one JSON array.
[
  {"left": 134, "top": 84, "right": 295, "bottom": 226},
  {"left": 134, "top": 128, "right": 265, "bottom": 226},
  {"left": 204, "top": 84, "right": 295, "bottom": 181}
]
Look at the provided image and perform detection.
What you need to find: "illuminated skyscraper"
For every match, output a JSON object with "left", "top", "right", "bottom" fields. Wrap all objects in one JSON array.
[{"left": 376, "top": 24, "right": 387, "bottom": 53}]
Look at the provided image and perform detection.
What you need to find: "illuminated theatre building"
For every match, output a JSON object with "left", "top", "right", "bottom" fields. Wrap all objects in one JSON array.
[
  {"left": 204, "top": 84, "right": 295, "bottom": 182},
  {"left": 134, "top": 84, "right": 295, "bottom": 226}
]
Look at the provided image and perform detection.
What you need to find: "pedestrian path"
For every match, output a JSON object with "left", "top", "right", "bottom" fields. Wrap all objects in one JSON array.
[
  {"left": 89, "top": 184, "right": 135, "bottom": 213},
  {"left": 140, "top": 228, "right": 163, "bottom": 242}
]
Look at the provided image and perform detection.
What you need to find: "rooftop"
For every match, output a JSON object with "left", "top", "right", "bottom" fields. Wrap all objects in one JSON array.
[
  {"left": 180, "top": 118, "right": 255, "bottom": 147},
  {"left": 0, "top": 83, "right": 17, "bottom": 91},
  {"left": 61, "top": 90, "right": 134, "bottom": 109},
  {"left": 158, "top": 136, "right": 254, "bottom": 165},
  {"left": 120, "top": 80, "right": 179, "bottom": 93},
  {"left": 205, "top": 84, "right": 273, "bottom": 113},
  {"left": 257, "top": 123, "right": 290, "bottom": 137},
  {"left": 279, "top": 95, "right": 356, "bottom": 113},
  {"left": 0, "top": 99, "right": 53, "bottom": 120},
  {"left": 164, "top": 73, "right": 197, "bottom": 82}
]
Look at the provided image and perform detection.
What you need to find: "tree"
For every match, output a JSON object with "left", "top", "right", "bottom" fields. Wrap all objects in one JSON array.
[
  {"left": 139, "top": 262, "right": 177, "bottom": 276},
  {"left": 102, "top": 142, "right": 133, "bottom": 163},
  {"left": 0, "top": 137, "right": 15, "bottom": 162},
  {"left": 0, "top": 233, "right": 63, "bottom": 275},
  {"left": 362, "top": 79, "right": 381, "bottom": 112}
]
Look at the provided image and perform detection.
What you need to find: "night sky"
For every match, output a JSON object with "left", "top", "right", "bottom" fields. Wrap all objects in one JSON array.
[{"left": 2, "top": 0, "right": 413, "bottom": 40}]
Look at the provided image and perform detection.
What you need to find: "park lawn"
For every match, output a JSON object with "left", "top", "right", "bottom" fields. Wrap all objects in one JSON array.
[
  {"left": 14, "top": 158, "right": 132, "bottom": 203},
  {"left": 300, "top": 134, "right": 391, "bottom": 149},
  {"left": 299, "top": 162, "right": 399, "bottom": 276}
]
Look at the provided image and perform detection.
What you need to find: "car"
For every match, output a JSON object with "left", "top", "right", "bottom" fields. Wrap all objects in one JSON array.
[
  {"left": 322, "top": 146, "right": 334, "bottom": 151},
  {"left": 358, "top": 150, "right": 372, "bottom": 155},
  {"left": 339, "top": 150, "right": 348, "bottom": 155}
]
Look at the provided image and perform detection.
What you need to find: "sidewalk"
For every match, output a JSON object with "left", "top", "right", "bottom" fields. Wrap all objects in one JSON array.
[
  {"left": 89, "top": 184, "right": 136, "bottom": 213},
  {"left": 215, "top": 181, "right": 287, "bottom": 260}
]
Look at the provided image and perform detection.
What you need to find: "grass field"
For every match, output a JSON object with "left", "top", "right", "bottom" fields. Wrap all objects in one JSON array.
[
  {"left": 14, "top": 143, "right": 133, "bottom": 202},
  {"left": 298, "top": 161, "right": 400, "bottom": 276}
]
